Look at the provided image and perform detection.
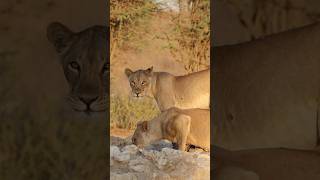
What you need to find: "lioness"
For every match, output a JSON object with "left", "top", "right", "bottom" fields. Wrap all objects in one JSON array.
[
  {"left": 131, "top": 107, "right": 210, "bottom": 151},
  {"left": 47, "top": 22, "right": 108, "bottom": 115},
  {"left": 213, "top": 146, "right": 320, "bottom": 180},
  {"left": 213, "top": 22, "right": 320, "bottom": 150},
  {"left": 125, "top": 67, "right": 210, "bottom": 111}
]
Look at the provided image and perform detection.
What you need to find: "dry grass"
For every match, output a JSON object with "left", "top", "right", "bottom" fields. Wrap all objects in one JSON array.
[{"left": 110, "top": 95, "right": 159, "bottom": 130}]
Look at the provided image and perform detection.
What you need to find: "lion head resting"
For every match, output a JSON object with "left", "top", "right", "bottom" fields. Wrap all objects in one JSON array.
[{"left": 47, "top": 22, "right": 108, "bottom": 114}]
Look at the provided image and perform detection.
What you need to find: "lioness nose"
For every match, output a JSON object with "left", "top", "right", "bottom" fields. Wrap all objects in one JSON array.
[{"left": 79, "top": 96, "right": 98, "bottom": 106}]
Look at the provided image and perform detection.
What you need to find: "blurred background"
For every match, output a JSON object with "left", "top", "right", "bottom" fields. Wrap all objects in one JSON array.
[
  {"left": 0, "top": 0, "right": 107, "bottom": 179},
  {"left": 214, "top": 0, "right": 320, "bottom": 46}
]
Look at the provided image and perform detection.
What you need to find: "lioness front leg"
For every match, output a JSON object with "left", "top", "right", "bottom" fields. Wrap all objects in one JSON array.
[{"left": 174, "top": 114, "right": 191, "bottom": 151}]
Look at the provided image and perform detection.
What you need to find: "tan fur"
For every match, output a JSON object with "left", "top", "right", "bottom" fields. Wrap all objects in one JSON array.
[
  {"left": 47, "top": 22, "right": 108, "bottom": 115},
  {"left": 125, "top": 67, "right": 210, "bottom": 111},
  {"left": 213, "top": 22, "right": 320, "bottom": 150},
  {"left": 131, "top": 107, "right": 210, "bottom": 151},
  {"left": 213, "top": 146, "right": 320, "bottom": 180}
]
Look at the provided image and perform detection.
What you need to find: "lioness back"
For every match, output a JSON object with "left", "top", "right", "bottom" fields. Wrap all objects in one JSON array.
[
  {"left": 173, "top": 108, "right": 210, "bottom": 150},
  {"left": 184, "top": 109, "right": 210, "bottom": 150},
  {"left": 174, "top": 69, "right": 210, "bottom": 110}
]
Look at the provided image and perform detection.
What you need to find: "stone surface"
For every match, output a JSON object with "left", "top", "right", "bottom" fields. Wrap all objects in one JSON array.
[{"left": 110, "top": 136, "right": 210, "bottom": 180}]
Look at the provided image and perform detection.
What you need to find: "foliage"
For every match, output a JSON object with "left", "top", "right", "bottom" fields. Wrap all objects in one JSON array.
[
  {"left": 163, "top": 0, "right": 210, "bottom": 73},
  {"left": 110, "top": 0, "right": 159, "bottom": 58},
  {"left": 110, "top": 0, "right": 210, "bottom": 132},
  {"left": 224, "top": 0, "right": 320, "bottom": 39},
  {"left": 110, "top": 95, "right": 159, "bottom": 130}
]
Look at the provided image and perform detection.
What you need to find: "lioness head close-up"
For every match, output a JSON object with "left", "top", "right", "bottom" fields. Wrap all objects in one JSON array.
[
  {"left": 47, "top": 22, "right": 108, "bottom": 115},
  {"left": 125, "top": 67, "right": 153, "bottom": 98},
  {"left": 132, "top": 120, "right": 158, "bottom": 148}
]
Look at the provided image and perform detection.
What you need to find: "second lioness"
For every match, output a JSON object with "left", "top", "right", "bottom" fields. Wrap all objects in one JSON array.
[
  {"left": 132, "top": 107, "right": 210, "bottom": 151},
  {"left": 125, "top": 67, "right": 210, "bottom": 111}
]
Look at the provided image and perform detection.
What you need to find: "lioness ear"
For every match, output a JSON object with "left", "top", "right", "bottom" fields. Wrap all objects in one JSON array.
[
  {"left": 125, "top": 68, "right": 133, "bottom": 78},
  {"left": 47, "top": 22, "right": 74, "bottom": 54},
  {"left": 145, "top": 66, "right": 153, "bottom": 75}
]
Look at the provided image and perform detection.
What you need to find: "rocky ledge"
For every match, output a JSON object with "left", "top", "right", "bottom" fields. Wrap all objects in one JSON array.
[{"left": 110, "top": 136, "right": 210, "bottom": 180}]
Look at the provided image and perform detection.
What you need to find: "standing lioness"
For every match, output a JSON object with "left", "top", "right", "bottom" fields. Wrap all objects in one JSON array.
[
  {"left": 125, "top": 67, "right": 210, "bottom": 111},
  {"left": 132, "top": 107, "right": 210, "bottom": 151}
]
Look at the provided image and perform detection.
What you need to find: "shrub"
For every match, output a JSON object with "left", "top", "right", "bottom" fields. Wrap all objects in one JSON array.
[{"left": 110, "top": 95, "right": 159, "bottom": 130}]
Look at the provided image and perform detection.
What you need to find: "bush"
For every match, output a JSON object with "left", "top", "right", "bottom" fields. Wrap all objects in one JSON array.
[
  {"left": 110, "top": 95, "right": 159, "bottom": 130},
  {"left": 162, "top": 0, "right": 210, "bottom": 73},
  {"left": 110, "top": 0, "right": 159, "bottom": 58}
]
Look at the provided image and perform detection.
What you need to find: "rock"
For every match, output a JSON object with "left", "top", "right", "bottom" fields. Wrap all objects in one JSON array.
[
  {"left": 110, "top": 172, "right": 138, "bottom": 180},
  {"left": 128, "top": 157, "right": 151, "bottom": 172},
  {"left": 110, "top": 145, "right": 131, "bottom": 162},
  {"left": 110, "top": 137, "right": 210, "bottom": 180},
  {"left": 144, "top": 140, "right": 173, "bottom": 151},
  {"left": 110, "top": 146, "right": 121, "bottom": 157},
  {"left": 110, "top": 136, "right": 132, "bottom": 148},
  {"left": 122, "top": 145, "right": 138, "bottom": 154}
]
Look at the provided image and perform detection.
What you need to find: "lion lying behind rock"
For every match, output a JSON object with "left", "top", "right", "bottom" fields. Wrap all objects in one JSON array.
[{"left": 131, "top": 107, "right": 210, "bottom": 152}]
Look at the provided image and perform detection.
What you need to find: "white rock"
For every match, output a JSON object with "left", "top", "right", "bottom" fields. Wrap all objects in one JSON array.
[
  {"left": 144, "top": 140, "right": 173, "bottom": 151},
  {"left": 114, "top": 152, "right": 131, "bottom": 162},
  {"left": 110, "top": 172, "right": 138, "bottom": 180},
  {"left": 122, "top": 145, "right": 138, "bottom": 154},
  {"left": 110, "top": 145, "right": 131, "bottom": 162},
  {"left": 129, "top": 157, "right": 151, "bottom": 172},
  {"left": 110, "top": 146, "right": 120, "bottom": 158},
  {"left": 110, "top": 137, "right": 210, "bottom": 180}
]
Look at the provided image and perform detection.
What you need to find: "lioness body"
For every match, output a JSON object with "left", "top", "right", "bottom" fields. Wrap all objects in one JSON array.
[
  {"left": 213, "top": 22, "right": 320, "bottom": 150},
  {"left": 132, "top": 107, "right": 210, "bottom": 151},
  {"left": 125, "top": 68, "right": 210, "bottom": 111},
  {"left": 213, "top": 146, "right": 320, "bottom": 180}
]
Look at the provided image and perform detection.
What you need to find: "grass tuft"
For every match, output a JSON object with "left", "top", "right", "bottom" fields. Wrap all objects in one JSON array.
[{"left": 110, "top": 95, "right": 159, "bottom": 130}]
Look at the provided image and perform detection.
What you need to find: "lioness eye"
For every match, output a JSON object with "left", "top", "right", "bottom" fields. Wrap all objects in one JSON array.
[
  {"left": 69, "top": 61, "right": 80, "bottom": 71},
  {"left": 141, "top": 81, "right": 146, "bottom": 85},
  {"left": 131, "top": 81, "right": 135, "bottom": 86}
]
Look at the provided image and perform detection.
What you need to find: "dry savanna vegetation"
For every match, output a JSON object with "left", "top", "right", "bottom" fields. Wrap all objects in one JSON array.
[{"left": 110, "top": 0, "right": 210, "bottom": 132}]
